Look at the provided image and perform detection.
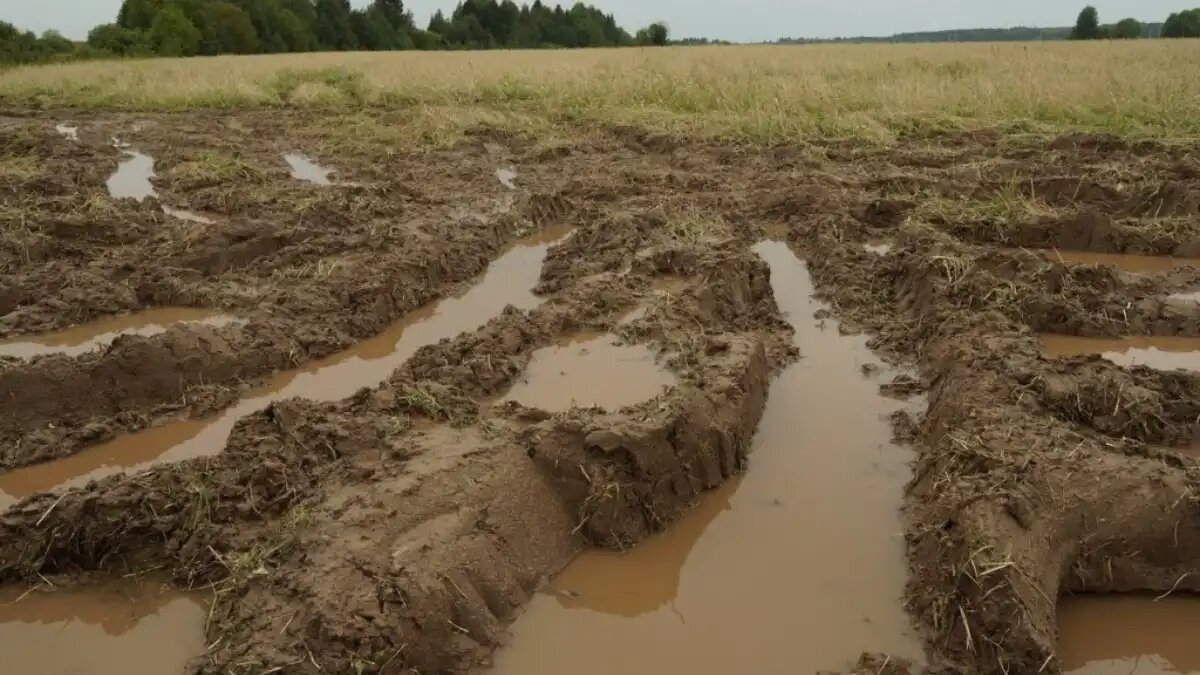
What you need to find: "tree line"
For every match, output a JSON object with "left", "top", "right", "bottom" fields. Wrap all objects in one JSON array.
[
  {"left": 1070, "top": 5, "right": 1200, "bottom": 39},
  {"left": 0, "top": 0, "right": 671, "bottom": 63}
]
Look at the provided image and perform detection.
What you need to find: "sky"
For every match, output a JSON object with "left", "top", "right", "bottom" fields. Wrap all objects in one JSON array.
[{"left": 0, "top": 0, "right": 1183, "bottom": 43}]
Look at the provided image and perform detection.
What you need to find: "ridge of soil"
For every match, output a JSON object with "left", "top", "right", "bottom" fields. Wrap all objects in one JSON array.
[{"left": 3, "top": 111, "right": 1200, "bottom": 673}]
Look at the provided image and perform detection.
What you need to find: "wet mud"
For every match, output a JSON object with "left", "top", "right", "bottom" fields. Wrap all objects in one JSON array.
[
  {"left": 5, "top": 112, "right": 1200, "bottom": 675},
  {"left": 0, "top": 227, "right": 571, "bottom": 508},
  {"left": 284, "top": 152, "right": 333, "bottom": 185},
  {"left": 490, "top": 241, "right": 922, "bottom": 675},
  {"left": 0, "top": 308, "right": 238, "bottom": 358}
]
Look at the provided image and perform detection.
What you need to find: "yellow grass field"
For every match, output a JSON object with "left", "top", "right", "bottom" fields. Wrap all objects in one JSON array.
[{"left": 3, "top": 41, "right": 1200, "bottom": 141}]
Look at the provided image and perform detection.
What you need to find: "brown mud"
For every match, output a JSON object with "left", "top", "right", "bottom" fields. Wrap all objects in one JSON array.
[
  {"left": 0, "top": 225, "right": 571, "bottom": 509},
  {"left": 489, "top": 240, "right": 923, "bottom": 675},
  {"left": 2, "top": 112, "right": 1200, "bottom": 674},
  {"left": 0, "top": 307, "right": 239, "bottom": 358}
]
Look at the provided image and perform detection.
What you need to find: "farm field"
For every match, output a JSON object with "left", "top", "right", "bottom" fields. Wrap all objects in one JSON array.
[{"left": 2, "top": 43, "right": 1200, "bottom": 675}]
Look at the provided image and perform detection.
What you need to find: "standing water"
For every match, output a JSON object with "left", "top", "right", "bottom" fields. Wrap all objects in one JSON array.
[
  {"left": 490, "top": 240, "right": 923, "bottom": 674},
  {"left": 106, "top": 150, "right": 211, "bottom": 223},
  {"left": 0, "top": 308, "right": 240, "bottom": 359},
  {"left": 284, "top": 153, "right": 333, "bottom": 185},
  {"left": 1059, "top": 595, "right": 1200, "bottom": 674},
  {"left": 1040, "top": 334, "right": 1200, "bottom": 372},
  {"left": 0, "top": 226, "right": 575, "bottom": 509},
  {"left": 0, "top": 580, "right": 205, "bottom": 675}
]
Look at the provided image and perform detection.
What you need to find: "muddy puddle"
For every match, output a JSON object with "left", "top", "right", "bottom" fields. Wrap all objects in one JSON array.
[
  {"left": 1170, "top": 291, "right": 1200, "bottom": 303},
  {"left": 1058, "top": 595, "right": 1200, "bottom": 674},
  {"left": 0, "top": 580, "right": 205, "bottom": 675},
  {"left": 502, "top": 333, "right": 674, "bottom": 412},
  {"left": 55, "top": 123, "right": 78, "bottom": 141},
  {"left": 865, "top": 242, "right": 893, "bottom": 256},
  {"left": 0, "top": 308, "right": 239, "bottom": 359},
  {"left": 107, "top": 149, "right": 211, "bottom": 222},
  {"left": 496, "top": 167, "right": 518, "bottom": 190},
  {"left": 1040, "top": 334, "right": 1200, "bottom": 372},
  {"left": 489, "top": 240, "right": 922, "bottom": 674},
  {"left": 1029, "top": 249, "right": 1200, "bottom": 274},
  {"left": 0, "top": 226, "right": 574, "bottom": 509},
  {"left": 284, "top": 153, "right": 333, "bottom": 185}
]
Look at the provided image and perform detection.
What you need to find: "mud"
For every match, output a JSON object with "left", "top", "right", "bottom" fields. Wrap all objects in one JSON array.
[
  {"left": 490, "top": 241, "right": 922, "bottom": 675},
  {"left": 5, "top": 111, "right": 1200, "bottom": 675},
  {"left": 0, "top": 227, "right": 571, "bottom": 508},
  {"left": 1058, "top": 595, "right": 1200, "bottom": 674},
  {"left": 1041, "top": 334, "right": 1200, "bottom": 371},
  {"left": 284, "top": 152, "right": 333, "bottom": 185},
  {"left": 0, "top": 579, "right": 205, "bottom": 675},
  {"left": 501, "top": 332, "right": 675, "bottom": 412},
  {"left": 0, "top": 308, "right": 239, "bottom": 358}
]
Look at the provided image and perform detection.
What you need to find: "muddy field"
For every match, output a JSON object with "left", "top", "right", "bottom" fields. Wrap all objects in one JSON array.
[{"left": 3, "top": 110, "right": 1200, "bottom": 674}]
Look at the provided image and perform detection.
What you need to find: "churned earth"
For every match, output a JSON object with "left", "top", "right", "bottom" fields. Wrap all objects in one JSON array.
[{"left": 2, "top": 111, "right": 1200, "bottom": 674}]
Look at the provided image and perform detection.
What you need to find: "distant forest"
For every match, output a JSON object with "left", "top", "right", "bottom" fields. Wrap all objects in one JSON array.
[
  {"left": 779, "top": 23, "right": 1163, "bottom": 44},
  {"left": 0, "top": 0, "right": 670, "bottom": 63}
]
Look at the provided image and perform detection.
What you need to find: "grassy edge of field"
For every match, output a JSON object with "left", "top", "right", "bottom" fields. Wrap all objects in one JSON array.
[{"left": 2, "top": 42, "right": 1199, "bottom": 145}]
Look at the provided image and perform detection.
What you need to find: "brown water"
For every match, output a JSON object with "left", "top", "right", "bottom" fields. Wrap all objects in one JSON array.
[
  {"left": 489, "top": 240, "right": 922, "bottom": 675},
  {"left": 0, "top": 580, "right": 205, "bottom": 675},
  {"left": 502, "top": 333, "right": 675, "bottom": 412},
  {"left": 0, "top": 226, "right": 573, "bottom": 510},
  {"left": 1170, "top": 291, "right": 1200, "bottom": 303},
  {"left": 864, "top": 242, "right": 893, "bottom": 256},
  {"left": 1059, "top": 595, "right": 1200, "bottom": 674},
  {"left": 55, "top": 124, "right": 78, "bottom": 141},
  {"left": 0, "top": 308, "right": 239, "bottom": 359},
  {"left": 1040, "top": 334, "right": 1200, "bottom": 372},
  {"left": 284, "top": 153, "right": 333, "bottom": 185},
  {"left": 1035, "top": 250, "right": 1200, "bottom": 274}
]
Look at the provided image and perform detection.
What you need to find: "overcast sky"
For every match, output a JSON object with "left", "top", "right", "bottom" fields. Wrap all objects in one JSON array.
[{"left": 0, "top": 0, "right": 1181, "bottom": 43}]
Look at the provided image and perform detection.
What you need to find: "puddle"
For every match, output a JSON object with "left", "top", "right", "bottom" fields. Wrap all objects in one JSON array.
[
  {"left": 0, "top": 226, "right": 574, "bottom": 509},
  {"left": 1058, "top": 595, "right": 1200, "bottom": 674},
  {"left": 1040, "top": 334, "right": 1200, "bottom": 372},
  {"left": 1170, "top": 291, "right": 1200, "bottom": 303},
  {"left": 107, "top": 151, "right": 156, "bottom": 201},
  {"left": 490, "top": 240, "right": 922, "bottom": 674},
  {"left": 496, "top": 167, "right": 517, "bottom": 190},
  {"left": 0, "top": 308, "right": 239, "bottom": 359},
  {"left": 865, "top": 242, "right": 892, "bottom": 256},
  {"left": 502, "top": 333, "right": 674, "bottom": 412},
  {"left": 1029, "top": 249, "right": 1200, "bottom": 274},
  {"left": 105, "top": 149, "right": 210, "bottom": 222},
  {"left": 55, "top": 124, "right": 78, "bottom": 141},
  {"left": 0, "top": 580, "right": 205, "bottom": 675},
  {"left": 284, "top": 153, "right": 333, "bottom": 185}
]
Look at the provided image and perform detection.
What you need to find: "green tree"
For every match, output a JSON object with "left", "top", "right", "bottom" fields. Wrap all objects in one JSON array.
[
  {"left": 209, "top": 2, "right": 261, "bottom": 52},
  {"left": 637, "top": 21, "right": 668, "bottom": 46},
  {"left": 313, "top": 0, "right": 358, "bottom": 49},
  {"left": 1111, "top": 17, "right": 1143, "bottom": 39},
  {"left": 38, "top": 30, "right": 76, "bottom": 55},
  {"left": 1164, "top": 9, "right": 1200, "bottom": 38},
  {"left": 1071, "top": 6, "right": 1101, "bottom": 39},
  {"left": 427, "top": 9, "right": 451, "bottom": 35},
  {"left": 87, "top": 23, "right": 151, "bottom": 54},
  {"left": 118, "top": 0, "right": 167, "bottom": 31},
  {"left": 149, "top": 4, "right": 202, "bottom": 55}
]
